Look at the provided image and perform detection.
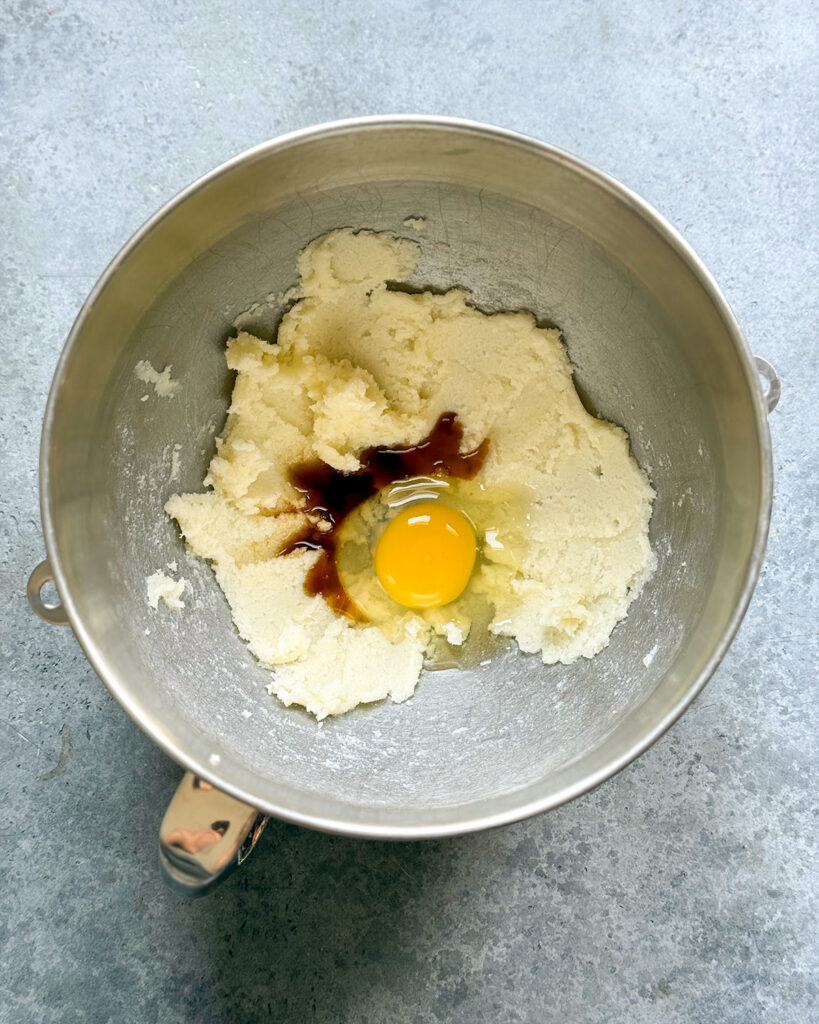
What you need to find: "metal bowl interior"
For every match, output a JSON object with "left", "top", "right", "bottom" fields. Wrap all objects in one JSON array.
[{"left": 41, "top": 118, "right": 771, "bottom": 837}]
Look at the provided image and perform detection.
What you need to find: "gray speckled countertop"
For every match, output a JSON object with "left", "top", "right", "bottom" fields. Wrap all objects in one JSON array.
[{"left": 1, "top": 2, "right": 817, "bottom": 1022}]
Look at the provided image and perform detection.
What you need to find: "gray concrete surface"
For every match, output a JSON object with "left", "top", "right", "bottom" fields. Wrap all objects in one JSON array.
[{"left": 1, "top": 1, "right": 817, "bottom": 1021}]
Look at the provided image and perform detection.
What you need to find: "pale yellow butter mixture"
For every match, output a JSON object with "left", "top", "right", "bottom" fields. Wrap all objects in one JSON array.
[{"left": 167, "top": 229, "right": 655, "bottom": 719}]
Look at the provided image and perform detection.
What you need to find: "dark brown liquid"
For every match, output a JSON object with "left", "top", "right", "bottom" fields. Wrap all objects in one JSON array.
[{"left": 280, "top": 413, "right": 489, "bottom": 619}]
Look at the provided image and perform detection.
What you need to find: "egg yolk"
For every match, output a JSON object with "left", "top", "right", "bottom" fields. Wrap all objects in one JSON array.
[{"left": 374, "top": 502, "right": 477, "bottom": 609}]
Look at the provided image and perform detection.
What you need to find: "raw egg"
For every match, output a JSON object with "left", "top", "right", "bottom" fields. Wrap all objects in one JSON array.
[
  {"left": 334, "top": 475, "right": 532, "bottom": 668},
  {"left": 375, "top": 502, "right": 477, "bottom": 608}
]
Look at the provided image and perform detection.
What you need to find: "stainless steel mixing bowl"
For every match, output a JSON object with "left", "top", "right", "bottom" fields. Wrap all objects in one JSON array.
[{"left": 28, "top": 117, "right": 777, "bottom": 889}]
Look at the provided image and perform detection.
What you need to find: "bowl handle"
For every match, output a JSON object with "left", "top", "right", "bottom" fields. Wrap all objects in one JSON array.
[
  {"left": 27, "top": 559, "right": 70, "bottom": 625},
  {"left": 755, "top": 356, "right": 781, "bottom": 413},
  {"left": 159, "top": 771, "right": 269, "bottom": 897}
]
